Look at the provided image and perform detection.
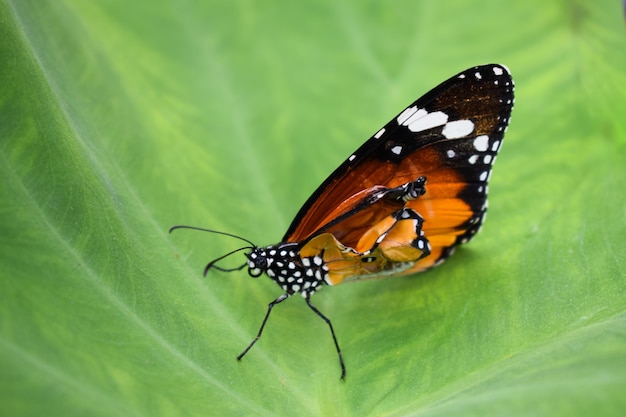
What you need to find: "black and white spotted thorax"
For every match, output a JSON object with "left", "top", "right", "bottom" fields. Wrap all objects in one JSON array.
[{"left": 246, "top": 244, "right": 329, "bottom": 298}]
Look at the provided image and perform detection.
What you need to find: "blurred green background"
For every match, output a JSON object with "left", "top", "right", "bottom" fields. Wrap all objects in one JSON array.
[{"left": 1, "top": 0, "right": 625, "bottom": 416}]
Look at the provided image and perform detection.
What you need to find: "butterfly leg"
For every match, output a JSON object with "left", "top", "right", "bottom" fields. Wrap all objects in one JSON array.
[
  {"left": 305, "top": 295, "right": 346, "bottom": 380},
  {"left": 238, "top": 293, "right": 290, "bottom": 361}
]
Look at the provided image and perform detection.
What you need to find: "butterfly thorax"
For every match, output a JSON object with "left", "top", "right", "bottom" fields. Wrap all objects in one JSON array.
[{"left": 246, "top": 243, "right": 329, "bottom": 297}]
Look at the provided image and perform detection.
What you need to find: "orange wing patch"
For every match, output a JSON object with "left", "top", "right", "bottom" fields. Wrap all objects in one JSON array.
[{"left": 300, "top": 205, "right": 430, "bottom": 285}]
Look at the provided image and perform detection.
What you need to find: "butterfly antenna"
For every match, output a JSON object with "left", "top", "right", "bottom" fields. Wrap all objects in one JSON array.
[
  {"left": 203, "top": 247, "right": 251, "bottom": 276},
  {"left": 169, "top": 225, "right": 257, "bottom": 247},
  {"left": 169, "top": 225, "right": 256, "bottom": 275}
]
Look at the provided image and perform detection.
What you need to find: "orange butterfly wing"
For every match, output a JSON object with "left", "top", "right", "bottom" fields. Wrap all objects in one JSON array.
[{"left": 286, "top": 64, "right": 514, "bottom": 280}]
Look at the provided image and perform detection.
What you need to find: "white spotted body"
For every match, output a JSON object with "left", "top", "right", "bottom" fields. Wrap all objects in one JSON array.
[{"left": 247, "top": 244, "right": 329, "bottom": 298}]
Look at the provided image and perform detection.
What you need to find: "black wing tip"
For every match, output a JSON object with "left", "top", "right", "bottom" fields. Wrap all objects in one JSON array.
[
  {"left": 474, "top": 63, "right": 511, "bottom": 73},
  {"left": 456, "top": 64, "right": 513, "bottom": 81}
]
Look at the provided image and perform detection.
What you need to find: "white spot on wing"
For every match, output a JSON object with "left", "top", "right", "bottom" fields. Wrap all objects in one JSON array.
[
  {"left": 374, "top": 128, "right": 386, "bottom": 139},
  {"left": 493, "top": 66, "right": 504, "bottom": 76},
  {"left": 405, "top": 110, "right": 448, "bottom": 133},
  {"left": 473, "top": 135, "right": 489, "bottom": 152},
  {"left": 397, "top": 106, "right": 418, "bottom": 125},
  {"left": 442, "top": 120, "right": 474, "bottom": 139},
  {"left": 391, "top": 145, "right": 403, "bottom": 155},
  {"left": 446, "top": 149, "right": 455, "bottom": 158},
  {"left": 348, "top": 154, "right": 356, "bottom": 162}
]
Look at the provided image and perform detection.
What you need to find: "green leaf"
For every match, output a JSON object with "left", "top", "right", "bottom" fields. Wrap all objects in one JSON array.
[{"left": 2, "top": 0, "right": 625, "bottom": 416}]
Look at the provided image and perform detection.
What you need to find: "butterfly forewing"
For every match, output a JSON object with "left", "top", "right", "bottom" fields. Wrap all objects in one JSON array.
[{"left": 284, "top": 64, "right": 513, "bottom": 270}]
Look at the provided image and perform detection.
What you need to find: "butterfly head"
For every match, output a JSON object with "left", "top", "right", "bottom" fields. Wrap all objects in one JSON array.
[{"left": 246, "top": 247, "right": 268, "bottom": 277}]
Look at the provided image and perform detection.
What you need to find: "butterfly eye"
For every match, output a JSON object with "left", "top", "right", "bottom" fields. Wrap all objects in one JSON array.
[{"left": 246, "top": 250, "right": 267, "bottom": 278}]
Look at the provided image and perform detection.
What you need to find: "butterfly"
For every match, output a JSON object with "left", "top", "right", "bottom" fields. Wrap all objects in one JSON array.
[{"left": 171, "top": 64, "right": 514, "bottom": 379}]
